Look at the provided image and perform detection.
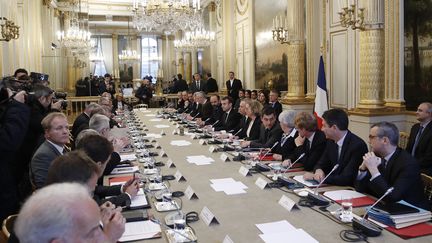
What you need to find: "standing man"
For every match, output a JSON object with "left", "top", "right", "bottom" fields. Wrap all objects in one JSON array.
[
  {"left": 135, "top": 78, "right": 153, "bottom": 106},
  {"left": 406, "top": 102, "right": 432, "bottom": 176},
  {"left": 355, "top": 122, "right": 429, "bottom": 210},
  {"left": 173, "top": 74, "right": 189, "bottom": 93},
  {"left": 226, "top": 71, "right": 242, "bottom": 102},
  {"left": 189, "top": 73, "right": 207, "bottom": 93},
  {"left": 269, "top": 89, "right": 283, "bottom": 118},
  {"left": 303, "top": 108, "right": 368, "bottom": 186},
  {"left": 205, "top": 73, "right": 219, "bottom": 93}
]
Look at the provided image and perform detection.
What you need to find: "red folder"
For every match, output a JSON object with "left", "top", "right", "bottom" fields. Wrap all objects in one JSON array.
[
  {"left": 109, "top": 175, "right": 133, "bottom": 185},
  {"left": 386, "top": 223, "right": 432, "bottom": 239},
  {"left": 334, "top": 196, "right": 376, "bottom": 207}
]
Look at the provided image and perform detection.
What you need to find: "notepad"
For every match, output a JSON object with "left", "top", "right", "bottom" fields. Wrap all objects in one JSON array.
[
  {"left": 118, "top": 220, "right": 162, "bottom": 242},
  {"left": 323, "top": 190, "right": 375, "bottom": 207},
  {"left": 110, "top": 166, "right": 139, "bottom": 175},
  {"left": 293, "top": 175, "right": 320, "bottom": 187}
]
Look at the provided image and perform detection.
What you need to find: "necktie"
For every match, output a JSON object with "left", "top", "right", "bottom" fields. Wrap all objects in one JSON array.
[
  {"left": 412, "top": 126, "right": 424, "bottom": 156},
  {"left": 197, "top": 81, "right": 200, "bottom": 90},
  {"left": 378, "top": 158, "right": 387, "bottom": 174},
  {"left": 337, "top": 144, "right": 342, "bottom": 162},
  {"left": 225, "top": 112, "right": 229, "bottom": 123},
  {"left": 281, "top": 134, "right": 288, "bottom": 146},
  {"left": 62, "top": 146, "right": 70, "bottom": 154},
  {"left": 304, "top": 138, "right": 310, "bottom": 151}
]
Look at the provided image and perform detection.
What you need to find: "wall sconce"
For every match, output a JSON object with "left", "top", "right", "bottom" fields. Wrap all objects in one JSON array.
[
  {"left": 271, "top": 15, "right": 290, "bottom": 44},
  {"left": 172, "top": 58, "right": 184, "bottom": 67},
  {"left": 338, "top": 4, "right": 365, "bottom": 30},
  {"left": 0, "top": 17, "right": 20, "bottom": 41}
]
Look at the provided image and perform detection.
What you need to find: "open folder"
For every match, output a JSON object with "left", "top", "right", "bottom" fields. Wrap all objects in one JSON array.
[
  {"left": 323, "top": 190, "right": 375, "bottom": 207},
  {"left": 119, "top": 220, "right": 162, "bottom": 242}
]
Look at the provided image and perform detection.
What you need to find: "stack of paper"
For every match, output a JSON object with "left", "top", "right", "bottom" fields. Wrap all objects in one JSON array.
[
  {"left": 367, "top": 200, "right": 432, "bottom": 229},
  {"left": 130, "top": 189, "right": 150, "bottom": 209},
  {"left": 119, "top": 220, "right": 161, "bottom": 242},
  {"left": 119, "top": 153, "right": 137, "bottom": 162},
  {"left": 209, "top": 178, "right": 248, "bottom": 195},
  {"left": 110, "top": 166, "right": 139, "bottom": 175},
  {"left": 323, "top": 190, "right": 375, "bottom": 207},
  {"left": 154, "top": 124, "right": 170, "bottom": 128},
  {"left": 144, "top": 133, "right": 162, "bottom": 139},
  {"left": 256, "top": 220, "right": 318, "bottom": 243},
  {"left": 170, "top": 140, "right": 192, "bottom": 146},
  {"left": 145, "top": 114, "right": 157, "bottom": 117},
  {"left": 149, "top": 118, "right": 163, "bottom": 122},
  {"left": 293, "top": 175, "right": 320, "bottom": 187},
  {"left": 186, "top": 155, "right": 215, "bottom": 165}
]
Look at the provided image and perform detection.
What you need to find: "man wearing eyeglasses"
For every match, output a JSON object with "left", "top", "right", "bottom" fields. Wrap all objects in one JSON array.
[{"left": 355, "top": 122, "right": 429, "bottom": 210}]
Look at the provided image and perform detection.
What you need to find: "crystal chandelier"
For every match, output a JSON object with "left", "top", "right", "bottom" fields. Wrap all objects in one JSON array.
[
  {"left": 119, "top": 17, "right": 141, "bottom": 65},
  {"left": 132, "top": 0, "right": 202, "bottom": 32},
  {"left": 174, "top": 27, "right": 215, "bottom": 51},
  {"left": 56, "top": 0, "right": 92, "bottom": 52}
]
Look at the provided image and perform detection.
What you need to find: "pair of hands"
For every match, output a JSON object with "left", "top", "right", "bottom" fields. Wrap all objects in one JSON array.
[
  {"left": 100, "top": 201, "right": 125, "bottom": 243},
  {"left": 112, "top": 137, "right": 130, "bottom": 152},
  {"left": 122, "top": 178, "right": 140, "bottom": 198}
]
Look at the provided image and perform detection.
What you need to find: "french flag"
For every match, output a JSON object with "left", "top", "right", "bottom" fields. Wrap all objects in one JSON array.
[{"left": 314, "top": 56, "right": 329, "bottom": 129}]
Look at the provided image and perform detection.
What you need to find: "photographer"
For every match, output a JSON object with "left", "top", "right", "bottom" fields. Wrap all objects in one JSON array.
[
  {"left": 135, "top": 78, "right": 153, "bottom": 105},
  {"left": 0, "top": 87, "right": 30, "bottom": 222},
  {"left": 13, "top": 84, "right": 65, "bottom": 201}
]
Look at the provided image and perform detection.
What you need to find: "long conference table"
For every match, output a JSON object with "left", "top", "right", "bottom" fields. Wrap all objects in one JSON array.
[{"left": 107, "top": 109, "right": 432, "bottom": 243}]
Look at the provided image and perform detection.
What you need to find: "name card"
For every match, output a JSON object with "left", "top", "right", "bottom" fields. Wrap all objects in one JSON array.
[
  {"left": 255, "top": 177, "right": 269, "bottom": 190},
  {"left": 174, "top": 170, "right": 186, "bottom": 182},
  {"left": 238, "top": 166, "right": 251, "bottom": 177},
  {"left": 232, "top": 152, "right": 239, "bottom": 157},
  {"left": 155, "top": 142, "right": 161, "bottom": 149},
  {"left": 150, "top": 138, "right": 156, "bottom": 143},
  {"left": 176, "top": 124, "right": 180, "bottom": 128},
  {"left": 191, "top": 134, "right": 197, "bottom": 139},
  {"left": 208, "top": 146, "right": 216, "bottom": 153},
  {"left": 220, "top": 153, "right": 230, "bottom": 162},
  {"left": 166, "top": 159, "right": 176, "bottom": 168},
  {"left": 223, "top": 235, "right": 234, "bottom": 243},
  {"left": 172, "top": 129, "right": 178, "bottom": 135},
  {"left": 200, "top": 206, "right": 219, "bottom": 226},
  {"left": 278, "top": 195, "right": 299, "bottom": 212},
  {"left": 185, "top": 185, "right": 198, "bottom": 200},
  {"left": 199, "top": 139, "right": 207, "bottom": 145},
  {"left": 160, "top": 130, "right": 166, "bottom": 136},
  {"left": 159, "top": 150, "right": 167, "bottom": 157}
]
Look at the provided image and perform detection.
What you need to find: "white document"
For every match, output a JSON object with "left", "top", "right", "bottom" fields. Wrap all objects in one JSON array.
[
  {"left": 209, "top": 178, "right": 236, "bottom": 184},
  {"left": 210, "top": 178, "right": 248, "bottom": 195},
  {"left": 110, "top": 166, "right": 139, "bottom": 175},
  {"left": 144, "top": 133, "right": 162, "bottom": 139},
  {"left": 170, "top": 140, "right": 192, "bottom": 146},
  {"left": 149, "top": 118, "right": 163, "bottom": 122},
  {"left": 186, "top": 155, "right": 215, "bottom": 165},
  {"left": 256, "top": 220, "right": 296, "bottom": 234},
  {"left": 323, "top": 190, "right": 367, "bottom": 200},
  {"left": 145, "top": 114, "right": 157, "bottom": 117},
  {"left": 259, "top": 229, "right": 318, "bottom": 243},
  {"left": 293, "top": 175, "right": 320, "bottom": 187},
  {"left": 119, "top": 221, "right": 161, "bottom": 242},
  {"left": 119, "top": 153, "right": 137, "bottom": 162},
  {"left": 130, "top": 193, "right": 148, "bottom": 208},
  {"left": 155, "top": 124, "right": 170, "bottom": 128}
]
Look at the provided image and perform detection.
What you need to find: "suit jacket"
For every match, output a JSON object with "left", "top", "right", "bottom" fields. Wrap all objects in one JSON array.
[
  {"left": 30, "top": 140, "right": 63, "bottom": 189},
  {"left": 173, "top": 79, "right": 188, "bottom": 92},
  {"left": 355, "top": 148, "right": 429, "bottom": 210},
  {"left": 314, "top": 131, "right": 368, "bottom": 186},
  {"left": 250, "top": 122, "right": 283, "bottom": 148},
  {"left": 94, "top": 185, "right": 131, "bottom": 207},
  {"left": 270, "top": 101, "right": 283, "bottom": 118},
  {"left": 235, "top": 115, "right": 249, "bottom": 137},
  {"left": 215, "top": 109, "right": 242, "bottom": 132},
  {"left": 206, "top": 78, "right": 219, "bottom": 92},
  {"left": 205, "top": 105, "right": 224, "bottom": 126},
  {"left": 287, "top": 130, "right": 327, "bottom": 171},
  {"left": 272, "top": 130, "right": 298, "bottom": 160},
  {"left": 72, "top": 112, "right": 89, "bottom": 139},
  {"left": 135, "top": 85, "right": 153, "bottom": 104},
  {"left": 241, "top": 117, "right": 262, "bottom": 140},
  {"left": 189, "top": 80, "right": 207, "bottom": 93},
  {"left": 226, "top": 79, "right": 242, "bottom": 100},
  {"left": 199, "top": 100, "right": 213, "bottom": 121},
  {"left": 406, "top": 122, "right": 432, "bottom": 175}
]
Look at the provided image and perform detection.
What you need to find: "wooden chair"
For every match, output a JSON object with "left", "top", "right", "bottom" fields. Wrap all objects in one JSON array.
[
  {"left": 2, "top": 214, "right": 17, "bottom": 240},
  {"left": 421, "top": 173, "right": 432, "bottom": 201},
  {"left": 398, "top": 131, "right": 410, "bottom": 150}
]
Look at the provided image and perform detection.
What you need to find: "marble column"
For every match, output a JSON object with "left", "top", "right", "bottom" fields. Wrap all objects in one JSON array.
[
  {"left": 283, "top": 0, "right": 306, "bottom": 101},
  {"left": 357, "top": 0, "right": 385, "bottom": 109},
  {"left": 112, "top": 34, "right": 119, "bottom": 79},
  {"left": 191, "top": 49, "right": 197, "bottom": 76},
  {"left": 184, "top": 51, "right": 192, "bottom": 84}
]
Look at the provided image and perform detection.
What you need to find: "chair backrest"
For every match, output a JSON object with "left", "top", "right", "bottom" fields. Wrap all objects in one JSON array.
[
  {"left": 2, "top": 214, "right": 18, "bottom": 239},
  {"left": 421, "top": 173, "right": 432, "bottom": 201},
  {"left": 399, "top": 131, "right": 410, "bottom": 150}
]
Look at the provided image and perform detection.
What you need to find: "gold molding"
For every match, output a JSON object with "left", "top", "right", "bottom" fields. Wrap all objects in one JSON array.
[
  {"left": 236, "top": 0, "right": 248, "bottom": 16},
  {"left": 285, "top": 43, "right": 306, "bottom": 100}
]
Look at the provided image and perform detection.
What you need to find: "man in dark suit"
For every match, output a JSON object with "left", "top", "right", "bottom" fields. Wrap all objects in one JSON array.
[
  {"left": 226, "top": 71, "right": 243, "bottom": 102},
  {"left": 135, "top": 78, "right": 153, "bottom": 105},
  {"left": 283, "top": 112, "right": 327, "bottom": 171},
  {"left": 269, "top": 89, "right": 283, "bottom": 118},
  {"left": 355, "top": 122, "right": 429, "bottom": 210},
  {"left": 188, "top": 92, "right": 213, "bottom": 121},
  {"left": 30, "top": 112, "right": 70, "bottom": 189},
  {"left": 241, "top": 107, "right": 282, "bottom": 148},
  {"left": 406, "top": 102, "right": 432, "bottom": 176},
  {"left": 205, "top": 73, "right": 219, "bottom": 93},
  {"left": 189, "top": 73, "right": 207, "bottom": 93},
  {"left": 203, "top": 94, "right": 223, "bottom": 126},
  {"left": 71, "top": 102, "right": 100, "bottom": 139},
  {"left": 303, "top": 109, "right": 368, "bottom": 186},
  {"left": 214, "top": 96, "right": 242, "bottom": 131},
  {"left": 173, "top": 74, "right": 189, "bottom": 93}
]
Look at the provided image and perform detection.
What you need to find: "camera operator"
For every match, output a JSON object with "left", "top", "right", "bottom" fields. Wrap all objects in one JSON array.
[
  {"left": 0, "top": 87, "right": 30, "bottom": 222},
  {"left": 13, "top": 84, "right": 65, "bottom": 201}
]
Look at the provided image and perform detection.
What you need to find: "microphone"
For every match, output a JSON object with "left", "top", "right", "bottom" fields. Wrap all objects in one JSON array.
[
  {"left": 254, "top": 141, "right": 279, "bottom": 172},
  {"left": 259, "top": 141, "right": 279, "bottom": 161},
  {"left": 306, "top": 164, "right": 339, "bottom": 206},
  {"left": 192, "top": 112, "right": 200, "bottom": 120},
  {"left": 282, "top": 153, "right": 305, "bottom": 172},
  {"left": 211, "top": 120, "right": 220, "bottom": 127},
  {"left": 203, "top": 117, "right": 211, "bottom": 123},
  {"left": 352, "top": 187, "right": 394, "bottom": 237},
  {"left": 150, "top": 218, "right": 196, "bottom": 242},
  {"left": 232, "top": 128, "right": 243, "bottom": 137}
]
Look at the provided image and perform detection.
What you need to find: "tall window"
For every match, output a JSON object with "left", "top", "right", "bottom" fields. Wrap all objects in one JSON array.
[
  {"left": 93, "top": 37, "right": 107, "bottom": 77},
  {"left": 141, "top": 36, "right": 159, "bottom": 82}
]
